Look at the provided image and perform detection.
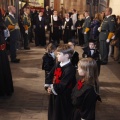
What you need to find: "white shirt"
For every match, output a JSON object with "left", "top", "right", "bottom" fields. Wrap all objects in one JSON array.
[
  {"left": 53, "top": 16, "right": 57, "bottom": 21},
  {"left": 86, "top": 16, "right": 90, "bottom": 19},
  {"left": 9, "top": 12, "right": 15, "bottom": 18},
  {"left": 38, "top": 16, "right": 42, "bottom": 21},
  {"left": 106, "top": 15, "right": 111, "bottom": 18},
  {"left": 65, "top": 18, "right": 69, "bottom": 22},
  {"left": 90, "top": 50, "right": 94, "bottom": 55},
  {"left": 60, "top": 59, "right": 70, "bottom": 67}
]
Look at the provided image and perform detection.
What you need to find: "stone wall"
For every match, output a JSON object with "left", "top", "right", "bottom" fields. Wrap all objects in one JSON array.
[
  {"left": 109, "top": 0, "right": 120, "bottom": 15},
  {"left": 63, "top": 0, "right": 86, "bottom": 14}
]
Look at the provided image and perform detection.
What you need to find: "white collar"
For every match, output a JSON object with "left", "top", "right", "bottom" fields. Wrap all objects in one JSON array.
[
  {"left": 9, "top": 12, "right": 15, "bottom": 18},
  {"left": 60, "top": 59, "right": 70, "bottom": 67},
  {"left": 24, "top": 12, "right": 28, "bottom": 16},
  {"left": 106, "top": 15, "right": 111, "bottom": 18},
  {"left": 86, "top": 16, "right": 89, "bottom": 19},
  {"left": 65, "top": 18, "right": 69, "bottom": 21}
]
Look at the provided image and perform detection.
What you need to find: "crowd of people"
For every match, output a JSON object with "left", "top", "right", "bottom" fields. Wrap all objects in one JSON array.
[{"left": 0, "top": 4, "right": 120, "bottom": 120}]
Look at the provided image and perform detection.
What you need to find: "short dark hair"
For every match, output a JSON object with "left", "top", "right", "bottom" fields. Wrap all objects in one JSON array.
[{"left": 57, "top": 44, "right": 74, "bottom": 58}]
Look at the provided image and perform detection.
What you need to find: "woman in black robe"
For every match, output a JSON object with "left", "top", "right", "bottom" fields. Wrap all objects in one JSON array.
[{"left": 0, "top": 9, "right": 14, "bottom": 97}]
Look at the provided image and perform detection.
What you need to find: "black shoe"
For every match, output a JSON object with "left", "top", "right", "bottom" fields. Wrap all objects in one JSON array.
[
  {"left": 24, "top": 47, "right": 30, "bottom": 50},
  {"left": 101, "top": 61, "right": 107, "bottom": 65},
  {"left": 11, "top": 59, "right": 20, "bottom": 63}
]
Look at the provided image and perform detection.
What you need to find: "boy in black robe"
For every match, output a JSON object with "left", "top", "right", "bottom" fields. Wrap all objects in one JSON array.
[
  {"left": 82, "top": 40, "right": 101, "bottom": 76},
  {"left": 45, "top": 44, "right": 76, "bottom": 120}
]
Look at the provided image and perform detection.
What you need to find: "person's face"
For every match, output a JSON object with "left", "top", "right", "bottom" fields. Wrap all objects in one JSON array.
[
  {"left": 54, "top": 11, "right": 57, "bottom": 16},
  {"left": 11, "top": 7, "right": 16, "bottom": 14},
  {"left": 39, "top": 12, "right": 43, "bottom": 16},
  {"left": 56, "top": 52, "right": 67, "bottom": 62},
  {"left": 65, "top": 14, "right": 69, "bottom": 18},
  {"left": 84, "top": 12, "right": 88, "bottom": 17},
  {"left": 78, "top": 66, "right": 85, "bottom": 76},
  {"left": 89, "top": 42, "right": 95, "bottom": 49},
  {"left": 26, "top": 9, "right": 30, "bottom": 15},
  {"left": 46, "top": 6, "right": 49, "bottom": 9},
  {"left": 68, "top": 42, "right": 74, "bottom": 50},
  {"left": 105, "top": 8, "right": 110, "bottom": 16}
]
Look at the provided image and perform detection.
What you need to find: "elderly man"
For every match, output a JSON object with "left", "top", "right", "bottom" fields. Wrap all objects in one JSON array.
[
  {"left": 5, "top": 5, "right": 21, "bottom": 63},
  {"left": 99, "top": 7, "right": 116, "bottom": 65}
]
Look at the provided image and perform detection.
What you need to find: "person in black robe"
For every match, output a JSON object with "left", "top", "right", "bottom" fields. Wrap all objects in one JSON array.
[
  {"left": 34, "top": 11, "right": 46, "bottom": 46},
  {"left": 62, "top": 13, "right": 73, "bottom": 43},
  {"left": 75, "top": 14, "right": 85, "bottom": 46},
  {"left": 45, "top": 44, "right": 76, "bottom": 120},
  {"left": 49, "top": 10, "right": 62, "bottom": 45},
  {"left": 44, "top": 6, "right": 51, "bottom": 31},
  {"left": 42, "top": 43, "right": 56, "bottom": 79},
  {"left": 0, "top": 9, "right": 14, "bottom": 97},
  {"left": 68, "top": 42, "right": 79, "bottom": 68},
  {"left": 71, "top": 58, "right": 101, "bottom": 120},
  {"left": 82, "top": 40, "right": 101, "bottom": 76}
]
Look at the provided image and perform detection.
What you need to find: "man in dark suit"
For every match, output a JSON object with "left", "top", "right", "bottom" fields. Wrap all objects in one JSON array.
[
  {"left": 5, "top": 5, "right": 21, "bottom": 63},
  {"left": 82, "top": 10, "right": 91, "bottom": 47},
  {"left": 34, "top": 11, "right": 46, "bottom": 46}
]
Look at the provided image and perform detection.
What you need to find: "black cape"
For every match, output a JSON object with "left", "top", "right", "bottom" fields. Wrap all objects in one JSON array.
[
  {"left": 46, "top": 62, "right": 76, "bottom": 120},
  {"left": 0, "top": 14, "right": 14, "bottom": 96}
]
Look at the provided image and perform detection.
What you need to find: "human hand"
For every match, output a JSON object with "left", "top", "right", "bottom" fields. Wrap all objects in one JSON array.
[
  {"left": 106, "top": 39, "right": 110, "bottom": 43},
  {"left": 15, "top": 25, "right": 19, "bottom": 29},
  {"left": 25, "top": 30, "right": 28, "bottom": 34},
  {"left": 47, "top": 87, "right": 52, "bottom": 94}
]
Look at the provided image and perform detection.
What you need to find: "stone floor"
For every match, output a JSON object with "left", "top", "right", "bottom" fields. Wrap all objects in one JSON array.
[{"left": 0, "top": 42, "right": 120, "bottom": 120}]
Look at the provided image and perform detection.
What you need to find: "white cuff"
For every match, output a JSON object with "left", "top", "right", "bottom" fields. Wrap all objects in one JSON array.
[
  {"left": 50, "top": 84, "right": 57, "bottom": 95},
  {"left": 44, "top": 84, "right": 51, "bottom": 87}
]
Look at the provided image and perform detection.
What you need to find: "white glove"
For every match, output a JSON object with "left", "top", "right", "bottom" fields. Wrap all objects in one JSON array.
[
  {"left": 84, "top": 32, "right": 87, "bottom": 34},
  {"left": 25, "top": 30, "right": 28, "bottom": 34},
  {"left": 111, "top": 35, "right": 115, "bottom": 39},
  {"left": 15, "top": 25, "right": 19, "bottom": 29},
  {"left": 98, "top": 27, "right": 101, "bottom": 32},
  {"left": 106, "top": 39, "right": 110, "bottom": 43},
  {"left": 45, "top": 25, "right": 47, "bottom": 30}
]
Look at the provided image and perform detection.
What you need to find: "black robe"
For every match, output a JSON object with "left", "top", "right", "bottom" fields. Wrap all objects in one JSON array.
[
  {"left": 75, "top": 19, "right": 84, "bottom": 45},
  {"left": 71, "top": 51, "right": 79, "bottom": 68},
  {"left": 71, "top": 82, "right": 98, "bottom": 120},
  {"left": 42, "top": 52, "right": 56, "bottom": 78},
  {"left": 0, "top": 16, "right": 14, "bottom": 96},
  {"left": 62, "top": 18, "right": 73, "bottom": 43},
  {"left": 35, "top": 16, "right": 46, "bottom": 46},
  {"left": 50, "top": 16, "right": 62, "bottom": 44},
  {"left": 45, "top": 62, "right": 76, "bottom": 120},
  {"left": 82, "top": 47, "right": 101, "bottom": 76}
]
